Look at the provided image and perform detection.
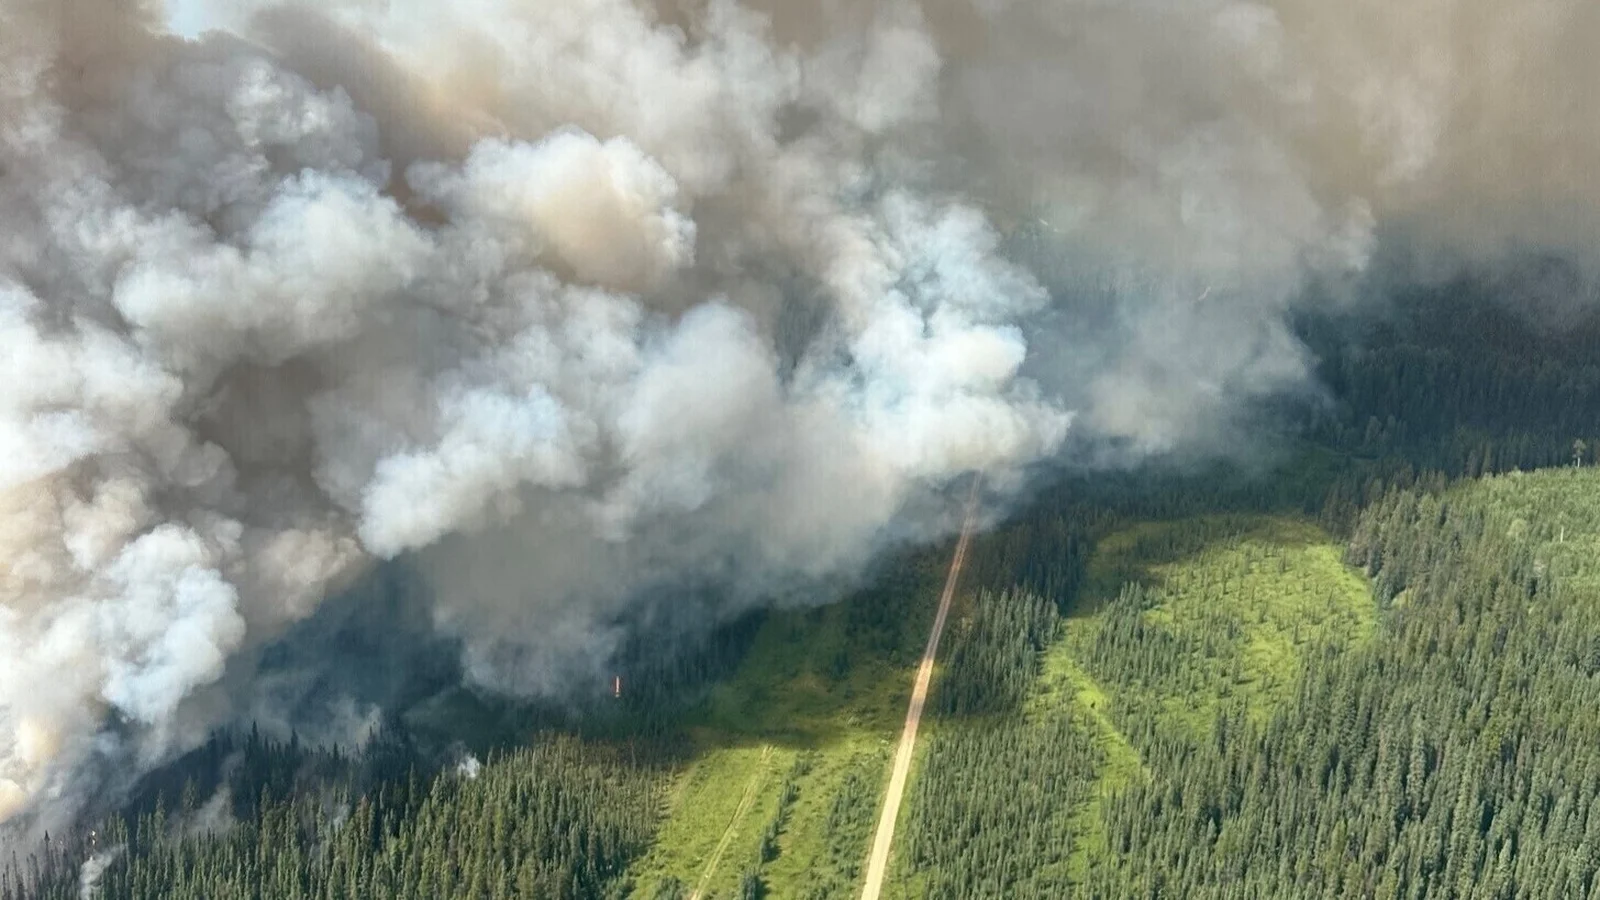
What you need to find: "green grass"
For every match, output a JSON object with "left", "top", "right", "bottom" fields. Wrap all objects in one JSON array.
[
  {"left": 888, "top": 513, "right": 1378, "bottom": 895},
  {"left": 633, "top": 512, "right": 1379, "bottom": 898},
  {"left": 632, "top": 470, "right": 1600, "bottom": 896},
  {"left": 1035, "top": 652, "right": 1147, "bottom": 885},
  {"left": 635, "top": 743, "right": 785, "bottom": 899},
  {"left": 627, "top": 547, "right": 951, "bottom": 899},
  {"left": 1068, "top": 515, "right": 1377, "bottom": 743},
  {"left": 1045, "top": 516, "right": 1373, "bottom": 881}
]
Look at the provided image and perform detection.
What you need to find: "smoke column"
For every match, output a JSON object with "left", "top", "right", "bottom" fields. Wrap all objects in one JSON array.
[{"left": 2, "top": 0, "right": 1598, "bottom": 828}]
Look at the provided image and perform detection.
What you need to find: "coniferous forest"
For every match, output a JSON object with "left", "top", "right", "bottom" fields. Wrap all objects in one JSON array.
[{"left": 8, "top": 298, "right": 1600, "bottom": 898}]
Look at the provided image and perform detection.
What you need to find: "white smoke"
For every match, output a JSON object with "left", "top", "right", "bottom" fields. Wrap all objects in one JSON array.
[
  {"left": 1, "top": 0, "right": 1598, "bottom": 832},
  {"left": 77, "top": 844, "right": 123, "bottom": 900}
]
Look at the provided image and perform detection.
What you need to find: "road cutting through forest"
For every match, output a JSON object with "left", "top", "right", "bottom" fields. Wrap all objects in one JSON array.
[{"left": 859, "top": 473, "right": 982, "bottom": 900}]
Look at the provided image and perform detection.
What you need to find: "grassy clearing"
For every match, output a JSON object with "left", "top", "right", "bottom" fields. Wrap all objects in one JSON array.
[
  {"left": 634, "top": 742, "right": 783, "bottom": 899},
  {"left": 1037, "top": 652, "right": 1147, "bottom": 885},
  {"left": 889, "top": 513, "right": 1377, "bottom": 896},
  {"left": 628, "top": 547, "right": 950, "bottom": 900},
  {"left": 634, "top": 513, "right": 1377, "bottom": 898},
  {"left": 1068, "top": 515, "right": 1377, "bottom": 743},
  {"left": 1057, "top": 515, "right": 1376, "bottom": 879}
]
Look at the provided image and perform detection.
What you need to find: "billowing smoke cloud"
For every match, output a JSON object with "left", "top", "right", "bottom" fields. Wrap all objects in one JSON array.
[{"left": 1, "top": 0, "right": 1598, "bottom": 830}]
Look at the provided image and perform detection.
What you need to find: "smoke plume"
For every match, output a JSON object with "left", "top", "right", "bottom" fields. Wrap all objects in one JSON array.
[
  {"left": 76, "top": 845, "right": 123, "bottom": 900},
  {"left": 1, "top": 0, "right": 1598, "bottom": 828}
]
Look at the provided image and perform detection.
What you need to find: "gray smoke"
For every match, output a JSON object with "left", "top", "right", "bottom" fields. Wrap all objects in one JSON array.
[
  {"left": 77, "top": 845, "right": 123, "bottom": 900},
  {"left": 1, "top": 0, "right": 1598, "bottom": 829}
]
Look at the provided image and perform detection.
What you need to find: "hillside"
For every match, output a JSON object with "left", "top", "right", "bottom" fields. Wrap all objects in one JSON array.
[
  {"left": 889, "top": 514, "right": 1377, "bottom": 898},
  {"left": 626, "top": 547, "right": 949, "bottom": 900},
  {"left": 17, "top": 4, "right": 1600, "bottom": 899},
  {"left": 9, "top": 287, "right": 1600, "bottom": 900},
  {"left": 8, "top": 467, "right": 1600, "bottom": 900}
]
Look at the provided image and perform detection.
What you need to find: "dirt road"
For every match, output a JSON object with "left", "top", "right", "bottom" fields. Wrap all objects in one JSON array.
[{"left": 859, "top": 473, "right": 982, "bottom": 900}]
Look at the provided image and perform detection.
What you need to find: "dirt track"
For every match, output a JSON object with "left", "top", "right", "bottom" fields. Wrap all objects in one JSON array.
[
  {"left": 689, "top": 744, "right": 773, "bottom": 900},
  {"left": 859, "top": 474, "right": 982, "bottom": 900}
]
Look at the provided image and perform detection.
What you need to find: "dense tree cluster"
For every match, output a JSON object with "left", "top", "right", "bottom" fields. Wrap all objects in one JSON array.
[
  {"left": 797, "top": 757, "right": 882, "bottom": 900},
  {"left": 935, "top": 589, "right": 1058, "bottom": 719},
  {"left": 1084, "top": 469, "right": 1600, "bottom": 898},
  {"left": 1300, "top": 294, "right": 1600, "bottom": 476},
  {"left": 8, "top": 295, "right": 1600, "bottom": 899},
  {"left": 894, "top": 588, "right": 1102, "bottom": 899},
  {"left": 3, "top": 731, "right": 666, "bottom": 900}
]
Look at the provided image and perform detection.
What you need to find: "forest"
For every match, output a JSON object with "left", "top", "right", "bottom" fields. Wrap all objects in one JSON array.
[{"left": 5, "top": 296, "right": 1600, "bottom": 898}]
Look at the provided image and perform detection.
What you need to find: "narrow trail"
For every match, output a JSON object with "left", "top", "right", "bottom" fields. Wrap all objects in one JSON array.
[
  {"left": 689, "top": 744, "right": 774, "bottom": 900},
  {"left": 859, "top": 473, "right": 982, "bottom": 900}
]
